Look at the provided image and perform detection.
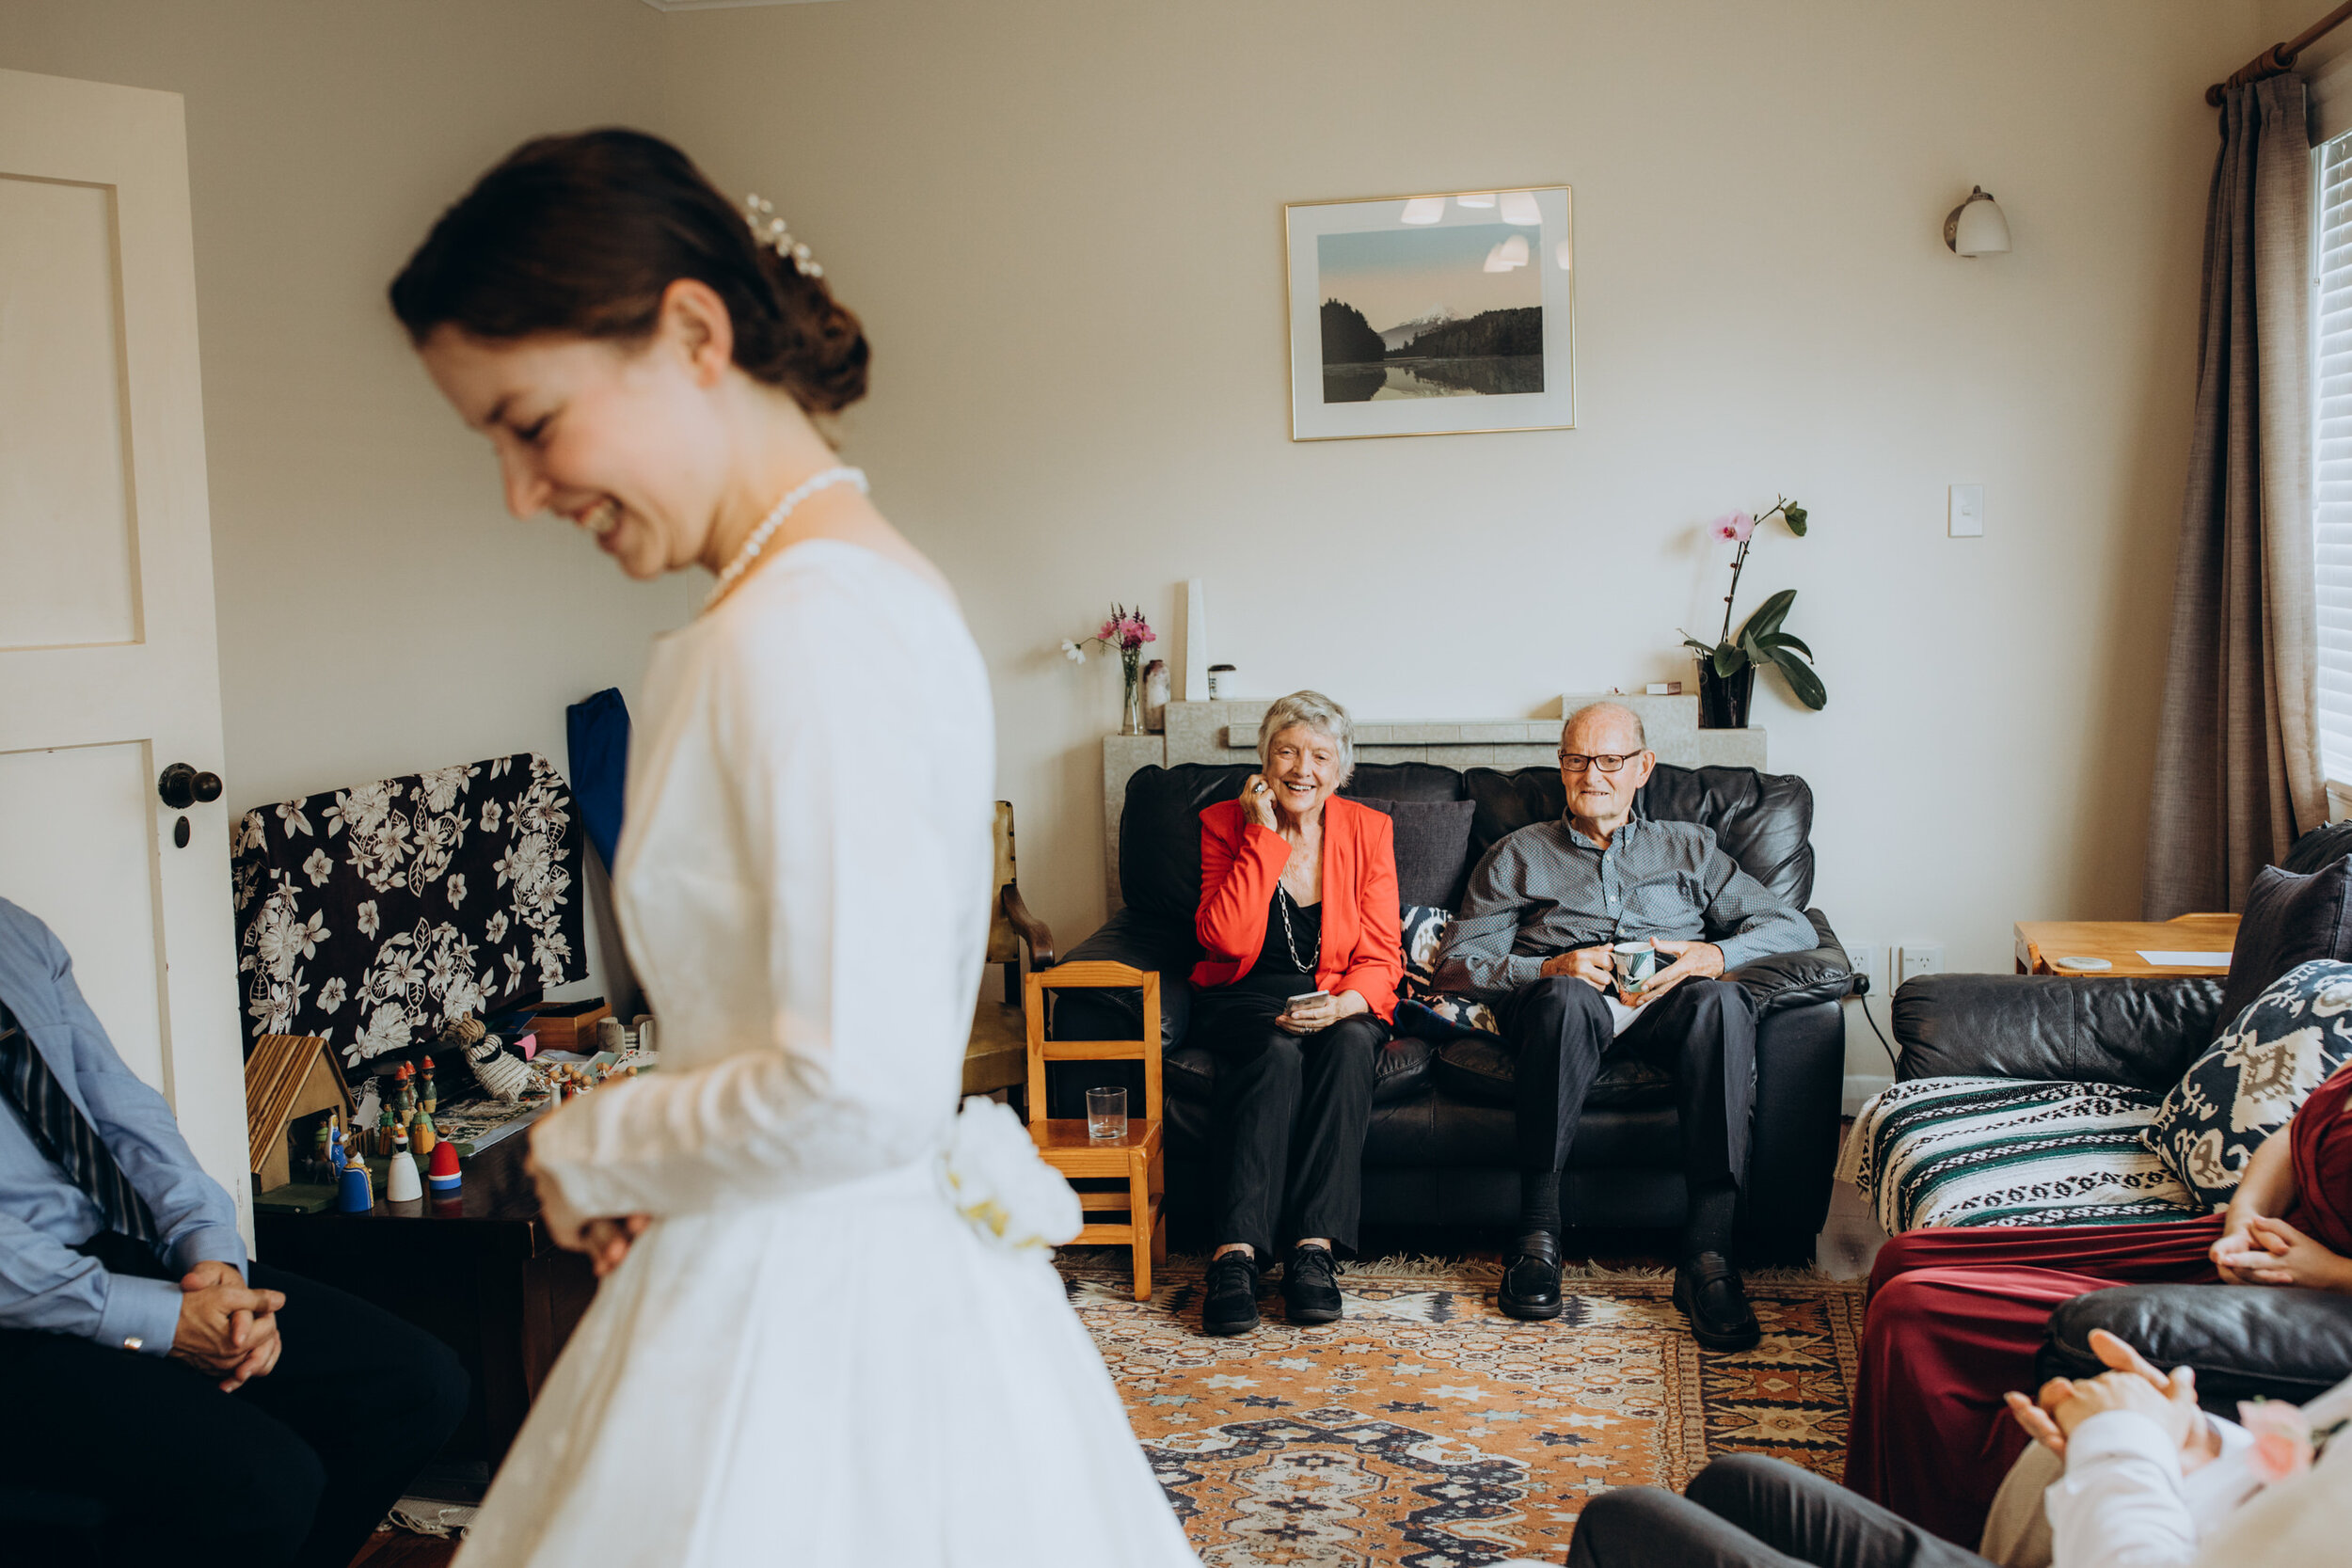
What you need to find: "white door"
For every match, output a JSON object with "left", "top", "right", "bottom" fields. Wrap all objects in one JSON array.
[{"left": 0, "top": 70, "right": 247, "bottom": 1242}]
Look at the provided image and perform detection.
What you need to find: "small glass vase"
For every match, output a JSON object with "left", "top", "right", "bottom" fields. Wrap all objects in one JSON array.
[
  {"left": 1696, "top": 659, "right": 1755, "bottom": 729},
  {"left": 1120, "top": 656, "right": 1144, "bottom": 735}
]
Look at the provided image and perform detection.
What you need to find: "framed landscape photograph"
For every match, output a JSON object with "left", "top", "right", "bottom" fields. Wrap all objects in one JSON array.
[{"left": 1284, "top": 185, "right": 1575, "bottom": 441}]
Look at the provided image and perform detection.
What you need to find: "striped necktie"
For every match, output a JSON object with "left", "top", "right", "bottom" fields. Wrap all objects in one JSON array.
[{"left": 0, "top": 996, "right": 158, "bottom": 1243}]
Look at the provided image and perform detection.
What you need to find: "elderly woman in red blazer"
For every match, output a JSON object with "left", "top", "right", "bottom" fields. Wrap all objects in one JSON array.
[{"left": 1193, "top": 690, "right": 1401, "bottom": 1337}]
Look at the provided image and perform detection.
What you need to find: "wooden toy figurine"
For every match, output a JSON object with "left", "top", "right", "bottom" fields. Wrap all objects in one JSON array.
[
  {"left": 427, "top": 1139, "right": 462, "bottom": 1195},
  {"left": 411, "top": 1108, "right": 437, "bottom": 1159},
  {"left": 420, "top": 1054, "right": 437, "bottom": 1114}
]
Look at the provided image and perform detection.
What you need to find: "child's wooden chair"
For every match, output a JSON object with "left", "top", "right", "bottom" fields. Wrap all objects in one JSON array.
[{"left": 1024, "top": 961, "right": 1166, "bottom": 1301}]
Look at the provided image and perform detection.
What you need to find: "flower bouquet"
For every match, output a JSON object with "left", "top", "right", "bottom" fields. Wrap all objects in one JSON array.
[
  {"left": 1062, "top": 604, "right": 1158, "bottom": 735},
  {"left": 1679, "top": 497, "right": 1824, "bottom": 727}
]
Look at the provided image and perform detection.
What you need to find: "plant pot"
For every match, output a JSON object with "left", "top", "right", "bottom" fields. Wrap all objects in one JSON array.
[{"left": 1696, "top": 660, "right": 1755, "bottom": 730}]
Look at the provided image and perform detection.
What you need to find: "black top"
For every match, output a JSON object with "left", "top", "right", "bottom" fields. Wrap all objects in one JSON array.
[{"left": 1245, "top": 884, "right": 1322, "bottom": 982}]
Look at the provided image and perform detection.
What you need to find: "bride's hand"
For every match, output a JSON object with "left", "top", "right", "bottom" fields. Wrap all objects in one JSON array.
[{"left": 582, "top": 1214, "right": 652, "bottom": 1276}]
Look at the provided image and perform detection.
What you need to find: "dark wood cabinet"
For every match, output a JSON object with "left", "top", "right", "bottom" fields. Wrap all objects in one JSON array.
[{"left": 255, "top": 1136, "right": 596, "bottom": 1462}]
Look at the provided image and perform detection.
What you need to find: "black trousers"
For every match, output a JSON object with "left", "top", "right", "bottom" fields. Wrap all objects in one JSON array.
[
  {"left": 1192, "top": 986, "right": 1383, "bottom": 1259},
  {"left": 1568, "top": 1454, "right": 1991, "bottom": 1568},
  {"left": 1502, "top": 974, "right": 1757, "bottom": 1188},
  {"left": 0, "top": 1237, "right": 468, "bottom": 1568}
]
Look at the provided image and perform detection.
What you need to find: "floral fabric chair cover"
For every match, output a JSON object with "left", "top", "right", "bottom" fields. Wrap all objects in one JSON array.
[{"left": 232, "top": 752, "right": 587, "bottom": 1069}]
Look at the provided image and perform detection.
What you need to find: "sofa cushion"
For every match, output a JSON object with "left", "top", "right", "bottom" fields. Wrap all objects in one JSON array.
[
  {"left": 1430, "top": 1030, "right": 1679, "bottom": 1110},
  {"left": 1343, "top": 762, "right": 1469, "bottom": 804},
  {"left": 1462, "top": 763, "right": 1816, "bottom": 908},
  {"left": 1840, "top": 1076, "right": 2197, "bottom": 1232},
  {"left": 2281, "top": 819, "right": 2352, "bottom": 876},
  {"left": 2219, "top": 862, "right": 2352, "bottom": 1025},
  {"left": 2142, "top": 960, "right": 2352, "bottom": 1211},
  {"left": 1163, "top": 1034, "right": 1434, "bottom": 1107},
  {"left": 1348, "top": 798, "right": 1476, "bottom": 909}
]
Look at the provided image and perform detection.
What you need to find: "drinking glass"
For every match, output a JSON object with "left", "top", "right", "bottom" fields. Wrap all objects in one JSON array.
[{"left": 1086, "top": 1086, "right": 1128, "bottom": 1141}]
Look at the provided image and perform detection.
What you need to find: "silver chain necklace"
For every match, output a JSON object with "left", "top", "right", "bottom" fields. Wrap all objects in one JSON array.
[
  {"left": 702, "top": 465, "right": 869, "bottom": 613},
  {"left": 1275, "top": 885, "right": 1320, "bottom": 972}
]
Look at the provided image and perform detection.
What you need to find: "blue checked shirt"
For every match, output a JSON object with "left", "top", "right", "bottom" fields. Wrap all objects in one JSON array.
[
  {"left": 0, "top": 896, "right": 246, "bottom": 1354},
  {"left": 1432, "top": 812, "right": 1816, "bottom": 999}
]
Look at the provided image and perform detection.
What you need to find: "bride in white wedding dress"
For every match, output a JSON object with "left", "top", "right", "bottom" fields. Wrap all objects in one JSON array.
[{"left": 390, "top": 129, "right": 1197, "bottom": 1567}]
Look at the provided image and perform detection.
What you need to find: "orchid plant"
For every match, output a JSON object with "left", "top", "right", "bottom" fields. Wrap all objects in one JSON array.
[
  {"left": 1062, "top": 604, "right": 1158, "bottom": 733},
  {"left": 1679, "top": 497, "right": 1826, "bottom": 711}
]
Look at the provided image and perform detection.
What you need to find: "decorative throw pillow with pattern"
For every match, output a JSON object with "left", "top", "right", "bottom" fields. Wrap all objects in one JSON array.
[
  {"left": 2141, "top": 958, "right": 2352, "bottom": 1211},
  {"left": 1397, "top": 905, "right": 1501, "bottom": 1036}
]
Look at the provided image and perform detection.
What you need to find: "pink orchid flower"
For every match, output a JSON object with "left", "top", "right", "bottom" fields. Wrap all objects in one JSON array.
[
  {"left": 2240, "top": 1400, "right": 2315, "bottom": 1483},
  {"left": 1711, "top": 512, "right": 1756, "bottom": 544}
]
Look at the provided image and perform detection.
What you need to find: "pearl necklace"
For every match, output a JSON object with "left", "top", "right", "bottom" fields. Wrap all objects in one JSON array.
[{"left": 701, "top": 466, "right": 869, "bottom": 613}]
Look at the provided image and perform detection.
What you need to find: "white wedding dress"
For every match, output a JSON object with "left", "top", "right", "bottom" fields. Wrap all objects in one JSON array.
[{"left": 454, "top": 540, "right": 1197, "bottom": 1567}]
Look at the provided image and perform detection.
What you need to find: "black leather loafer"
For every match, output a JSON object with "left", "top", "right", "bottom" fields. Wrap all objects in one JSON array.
[
  {"left": 1202, "top": 1249, "right": 1263, "bottom": 1336},
  {"left": 1498, "top": 1230, "right": 1565, "bottom": 1321},
  {"left": 1675, "top": 1251, "right": 1761, "bottom": 1351},
  {"left": 1283, "top": 1244, "right": 1343, "bottom": 1324}
]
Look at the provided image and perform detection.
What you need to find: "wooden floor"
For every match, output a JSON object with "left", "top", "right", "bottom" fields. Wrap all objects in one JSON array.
[{"left": 348, "top": 1126, "right": 1884, "bottom": 1565}]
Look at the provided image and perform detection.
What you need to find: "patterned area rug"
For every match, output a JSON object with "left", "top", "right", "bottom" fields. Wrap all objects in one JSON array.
[{"left": 1059, "top": 1255, "right": 1865, "bottom": 1567}]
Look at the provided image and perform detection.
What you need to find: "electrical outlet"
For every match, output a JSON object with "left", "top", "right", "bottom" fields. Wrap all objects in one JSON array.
[
  {"left": 1899, "top": 943, "right": 1945, "bottom": 985},
  {"left": 1841, "top": 939, "right": 1884, "bottom": 997}
]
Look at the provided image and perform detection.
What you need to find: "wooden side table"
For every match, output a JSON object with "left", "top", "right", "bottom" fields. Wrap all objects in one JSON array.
[
  {"left": 2013, "top": 913, "right": 2240, "bottom": 977},
  {"left": 255, "top": 1133, "right": 595, "bottom": 1462}
]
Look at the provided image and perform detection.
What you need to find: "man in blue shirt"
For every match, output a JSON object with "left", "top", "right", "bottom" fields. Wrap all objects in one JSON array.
[
  {"left": 0, "top": 895, "right": 465, "bottom": 1567},
  {"left": 1435, "top": 704, "right": 1816, "bottom": 1350}
]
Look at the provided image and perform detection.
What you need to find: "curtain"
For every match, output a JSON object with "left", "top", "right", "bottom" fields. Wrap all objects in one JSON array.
[{"left": 2145, "top": 73, "right": 2325, "bottom": 918}]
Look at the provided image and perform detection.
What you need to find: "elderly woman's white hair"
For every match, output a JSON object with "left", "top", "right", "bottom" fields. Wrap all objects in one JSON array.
[{"left": 1256, "top": 690, "right": 1356, "bottom": 785}]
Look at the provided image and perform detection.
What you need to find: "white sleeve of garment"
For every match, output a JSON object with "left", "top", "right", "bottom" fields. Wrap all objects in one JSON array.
[
  {"left": 2046, "top": 1411, "right": 2200, "bottom": 1568},
  {"left": 528, "top": 605, "right": 949, "bottom": 1219}
]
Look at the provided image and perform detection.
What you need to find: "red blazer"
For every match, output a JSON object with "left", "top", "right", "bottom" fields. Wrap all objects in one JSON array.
[{"left": 1191, "top": 795, "right": 1402, "bottom": 1021}]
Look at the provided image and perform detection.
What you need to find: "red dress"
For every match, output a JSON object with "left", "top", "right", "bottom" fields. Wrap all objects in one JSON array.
[{"left": 1845, "top": 1062, "right": 2352, "bottom": 1545}]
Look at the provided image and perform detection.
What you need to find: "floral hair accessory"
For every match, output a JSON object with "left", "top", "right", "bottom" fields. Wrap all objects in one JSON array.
[{"left": 742, "top": 193, "right": 823, "bottom": 279}]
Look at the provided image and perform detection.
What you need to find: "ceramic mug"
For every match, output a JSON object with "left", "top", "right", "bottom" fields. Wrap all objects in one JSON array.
[{"left": 1613, "top": 939, "right": 1659, "bottom": 997}]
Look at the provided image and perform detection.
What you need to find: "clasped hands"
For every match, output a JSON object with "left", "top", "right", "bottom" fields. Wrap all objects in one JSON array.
[
  {"left": 529, "top": 1150, "right": 652, "bottom": 1277},
  {"left": 2211, "top": 1212, "right": 2352, "bottom": 1291},
  {"left": 2003, "top": 1327, "right": 2217, "bottom": 1470},
  {"left": 1538, "top": 938, "right": 1725, "bottom": 1005},
  {"left": 173, "top": 1259, "right": 285, "bottom": 1392}
]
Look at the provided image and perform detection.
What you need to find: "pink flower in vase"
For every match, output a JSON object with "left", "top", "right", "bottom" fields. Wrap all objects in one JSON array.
[{"left": 1711, "top": 512, "right": 1756, "bottom": 544}]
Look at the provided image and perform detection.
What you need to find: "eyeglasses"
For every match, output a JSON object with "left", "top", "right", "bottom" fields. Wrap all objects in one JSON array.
[{"left": 1558, "top": 752, "right": 1643, "bottom": 773}]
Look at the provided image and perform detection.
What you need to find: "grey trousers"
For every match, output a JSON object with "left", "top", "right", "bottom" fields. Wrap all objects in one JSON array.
[{"left": 1567, "top": 1455, "right": 1991, "bottom": 1568}]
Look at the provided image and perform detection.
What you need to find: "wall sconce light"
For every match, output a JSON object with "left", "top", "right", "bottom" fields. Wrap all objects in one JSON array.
[{"left": 1945, "top": 186, "right": 2011, "bottom": 257}]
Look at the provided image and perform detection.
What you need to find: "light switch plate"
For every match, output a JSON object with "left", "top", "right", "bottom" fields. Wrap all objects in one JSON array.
[{"left": 1948, "top": 483, "right": 1985, "bottom": 537}]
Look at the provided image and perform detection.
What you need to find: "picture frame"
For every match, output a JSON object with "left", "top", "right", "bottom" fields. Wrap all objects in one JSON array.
[{"left": 1284, "top": 184, "right": 1575, "bottom": 442}]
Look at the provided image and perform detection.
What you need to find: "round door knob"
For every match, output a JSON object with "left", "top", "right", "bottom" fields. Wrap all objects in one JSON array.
[{"left": 158, "top": 763, "right": 223, "bottom": 811}]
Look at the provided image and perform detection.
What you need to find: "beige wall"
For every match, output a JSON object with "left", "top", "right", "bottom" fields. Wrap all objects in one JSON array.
[
  {"left": 0, "top": 2, "right": 2276, "bottom": 1084},
  {"left": 656, "top": 0, "right": 2262, "bottom": 1082},
  {"left": 0, "top": 0, "right": 695, "bottom": 1006}
]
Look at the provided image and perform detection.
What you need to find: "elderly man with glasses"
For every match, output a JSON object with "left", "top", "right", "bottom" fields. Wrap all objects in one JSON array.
[{"left": 1432, "top": 702, "right": 1815, "bottom": 1348}]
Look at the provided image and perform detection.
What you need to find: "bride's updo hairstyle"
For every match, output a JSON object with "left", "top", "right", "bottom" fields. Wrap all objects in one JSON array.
[{"left": 389, "top": 128, "right": 867, "bottom": 415}]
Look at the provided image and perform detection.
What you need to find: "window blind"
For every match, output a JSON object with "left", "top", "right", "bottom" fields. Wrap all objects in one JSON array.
[{"left": 2315, "top": 131, "right": 2352, "bottom": 783}]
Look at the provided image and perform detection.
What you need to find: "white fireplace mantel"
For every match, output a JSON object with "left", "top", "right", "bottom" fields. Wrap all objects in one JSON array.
[{"left": 1100, "top": 694, "right": 1766, "bottom": 910}]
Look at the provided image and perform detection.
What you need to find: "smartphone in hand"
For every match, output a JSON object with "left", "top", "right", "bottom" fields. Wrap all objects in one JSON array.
[{"left": 1283, "top": 990, "right": 1331, "bottom": 1017}]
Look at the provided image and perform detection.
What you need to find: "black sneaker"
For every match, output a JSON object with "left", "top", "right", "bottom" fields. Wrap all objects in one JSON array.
[
  {"left": 1675, "top": 1251, "right": 1761, "bottom": 1351},
  {"left": 1498, "top": 1230, "right": 1565, "bottom": 1321},
  {"left": 1202, "top": 1248, "right": 1263, "bottom": 1336},
  {"left": 1283, "top": 1243, "right": 1343, "bottom": 1324}
]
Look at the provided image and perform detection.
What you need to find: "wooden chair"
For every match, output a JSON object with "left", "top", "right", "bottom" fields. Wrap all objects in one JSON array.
[
  {"left": 1024, "top": 961, "right": 1165, "bottom": 1301},
  {"left": 966, "top": 801, "right": 1055, "bottom": 1101}
]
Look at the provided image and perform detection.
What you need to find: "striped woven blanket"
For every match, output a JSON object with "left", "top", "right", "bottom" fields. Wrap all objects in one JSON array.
[{"left": 1839, "top": 1076, "right": 2201, "bottom": 1232}]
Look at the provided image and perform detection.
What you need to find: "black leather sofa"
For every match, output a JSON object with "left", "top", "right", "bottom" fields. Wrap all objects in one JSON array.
[
  {"left": 1894, "top": 967, "right": 2352, "bottom": 1410},
  {"left": 1052, "top": 759, "right": 1855, "bottom": 1261}
]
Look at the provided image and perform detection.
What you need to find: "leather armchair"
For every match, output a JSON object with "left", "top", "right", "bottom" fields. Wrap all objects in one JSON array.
[
  {"left": 1055, "top": 759, "right": 1853, "bottom": 1261},
  {"left": 2040, "top": 1283, "right": 2352, "bottom": 1411}
]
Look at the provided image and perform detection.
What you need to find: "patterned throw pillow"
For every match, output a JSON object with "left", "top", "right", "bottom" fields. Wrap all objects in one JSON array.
[
  {"left": 2142, "top": 959, "right": 2352, "bottom": 1212},
  {"left": 1397, "top": 905, "right": 1501, "bottom": 1036}
]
